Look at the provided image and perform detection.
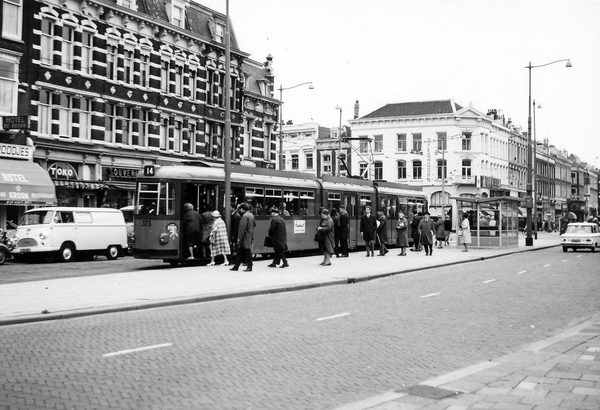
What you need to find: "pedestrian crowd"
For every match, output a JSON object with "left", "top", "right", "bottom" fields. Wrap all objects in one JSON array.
[{"left": 183, "top": 201, "right": 470, "bottom": 271}]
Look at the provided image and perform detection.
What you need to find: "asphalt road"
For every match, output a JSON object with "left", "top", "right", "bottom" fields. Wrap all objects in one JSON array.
[{"left": 1, "top": 248, "right": 599, "bottom": 409}]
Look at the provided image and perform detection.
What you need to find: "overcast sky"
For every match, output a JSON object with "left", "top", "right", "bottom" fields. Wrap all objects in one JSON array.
[{"left": 199, "top": 0, "right": 600, "bottom": 166}]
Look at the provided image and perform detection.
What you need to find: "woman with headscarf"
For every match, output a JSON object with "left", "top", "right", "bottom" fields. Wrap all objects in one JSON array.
[
  {"left": 396, "top": 211, "right": 409, "bottom": 256},
  {"left": 208, "top": 210, "right": 231, "bottom": 266}
]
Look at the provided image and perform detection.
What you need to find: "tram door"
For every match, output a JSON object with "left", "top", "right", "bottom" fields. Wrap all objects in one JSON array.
[
  {"left": 181, "top": 183, "right": 219, "bottom": 258},
  {"left": 345, "top": 193, "right": 360, "bottom": 249}
]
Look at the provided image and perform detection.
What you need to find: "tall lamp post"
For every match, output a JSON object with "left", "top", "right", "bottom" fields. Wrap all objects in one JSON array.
[
  {"left": 336, "top": 105, "right": 342, "bottom": 176},
  {"left": 278, "top": 82, "right": 314, "bottom": 170},
  {"left": 532, "top": 99, "right": 541, "bottom": 239},
  {"left": 223, "top": 0, "right": 232, "bottom": 230},
  {"left": 525, "top": 59, "right": 571, "bottom": 246},
  {"left": 435, "top": 134, "right": 448, "bottom": 218}
]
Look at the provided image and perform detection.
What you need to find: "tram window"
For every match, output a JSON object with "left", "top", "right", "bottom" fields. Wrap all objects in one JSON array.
[
  {"left": 283, "top": 190, "right": 299, "bottom": 216},
  {"left": 265, "top": 188, "right": 282, "bottom": 215},
  {"left": 379, "top": 194, "right": 393, "bottom": 217},
  {"left": 397, "top": 198, "right": 409, "bottom": 217},
  {"left": 245, "top": 187, "right": 265, "bottom": 215},
  {"left": 299, "top": 191, "right": 315, "bottom": 216},
  {"left": 360, "top": 195, "right": 372, "bottom": 214},
  {"left": 137, "top": 182, "right": 174, "bottom": 215},
  {"left": 158, "top": 184, "right": 175, "bottom": 215}
]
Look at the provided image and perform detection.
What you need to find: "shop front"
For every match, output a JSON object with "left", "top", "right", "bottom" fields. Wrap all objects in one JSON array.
[
  {"left": 452, "top": 196, "right": 521, "bottom": 248},
  {"left": 0, "top": 157, "right": 57, "bottom": 232}
]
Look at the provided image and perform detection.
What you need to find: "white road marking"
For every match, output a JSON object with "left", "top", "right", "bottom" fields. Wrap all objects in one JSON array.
[
  {"left": 518, "top": 270, "right": 527, "bottom": 274},
  {"left": 483, "top": 279, "right": 496, "bottom": 284},
  {"left": 420, "top": 293, "right": 441, "bottom": 298},
  {"left": 543, "top": 264, "right": 551, "bottom": 268},
  {"left": 562, "top": 260, "right": 568, "bottom": 262},
  {"left": 316, "top": 312, "right": 350, "bottom": 321},
  {"left": 577, "top": 255, "right": 583, "bottom": 258},
  {"left": 102, "top": 343, "right": 173, "bottom": 357}
]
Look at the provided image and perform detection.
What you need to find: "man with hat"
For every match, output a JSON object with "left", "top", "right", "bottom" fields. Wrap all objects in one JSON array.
[
  {"left": 230, "top": 203, "right": 256, "bottom": 272},
  {"left": 267, "top": 207, "right": 289, "bottom": 268},
  {"left": 418, "top": 211, "right": 435, "bottom": 256}
]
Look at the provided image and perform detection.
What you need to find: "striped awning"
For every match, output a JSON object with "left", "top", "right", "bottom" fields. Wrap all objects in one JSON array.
[{"left": 53, "top": 180, "right": 108, "bottom": 190}]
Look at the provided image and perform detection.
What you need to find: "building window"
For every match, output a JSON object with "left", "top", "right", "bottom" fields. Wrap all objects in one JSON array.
[
  {"left": 2, "top": 0, "right": 22, "bottom": 39},
  {"left": 359, "top": 139, "right": 368, "bottom": 153},
  {"left": 291, "top": 154, "right": 299, "bottom": 170},
  {"left": 189, "top": 69, "right": 197, "bottom": 99},
  {"left": 462, "top": 132, "right": 472, "bottom": 150},
  {"left": 263, "top": 124, "right": 271, "bottom": 160},
  {"left": 374, "top": 135, "right": 383, "bottom": 152},
  {"left": 40, "top": 19, "right": 53, "bottom": 65},
  {"left": 81, "top": 31, "right": 93, "bottom": 74},
  {"left": 437, "top": 159, "right": 447, "bottom": 179},
  {"left": 58, "top": 94, "right": 72, "bottom": 137},
  {"left": 107, "top": 45, "right": 118, "bottom": 81},
  {"left": 359, "top": 163, "right": 368, "bottom": 179},
  {"left": 173, "top": 119, "right": 182, "bottom": 152},
  {"left": 172, "top": 5, "right": 184, "bottom": 27},
  {"left": 37, "top": 90, "right": 51, "bottom": 135},
  {"left": 62, "top": 26, "right": 74, "bottom": 70},
  {"left": 462, "top": 159, "right": 472, "bottom": 177},
  {"left": 105, "top": 103, "right": 116, "bottom": 143},
  {"left": 413, "top": 160, "right": 422, "bottom": 180},
  {"left": 397, "top": 134, "right": 406, "bottom": 152},
  {"left": 412, "top": 133, "right": 422, "bottom": 152},
  {"left": 397, "top": 160, "right": 406, "bottom": 179},
  {"left": 161, "top": 60, "right": 170, "bottom": 93},
  {"left": 122, "top": 107, "right": 133, "bottom": 145},
  {"left": 124, "top": 50, "right": 134, "bottom": 83},
  {"left": 140, "top": 55, "right": 150, "bottom": 87},
  {"left": 322, "top": 154, "right": 332, "bottom": 174},
  {"left": 77, "top": 98, "right": 91, "bottom": 140},
  {"left": 437, "top": 132, "right": 447, "bottom": 151},
  {"left": 0, "top": 59, "right": 17, "bottom": 114},
  {"left": 306, "top": 152, "right": 313, "bottom": 169},
  {"left": 215, "top": 24, "right": 224, "bottom": 42},
  {"left": 374, "top": 161, "right": 383, "bottom": 180},
  {"left": 159, "top": 117, "right": 168, "bottom": 150},
  {"left": 175, "top": 65, "right": 184, "bottom": 96}
]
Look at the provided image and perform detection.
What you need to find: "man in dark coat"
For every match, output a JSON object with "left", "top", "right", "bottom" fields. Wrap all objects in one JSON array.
[
  {"left": 360, "top": 205, "right": 377, "bottom": 257},
  {"left": 267, "top": 208, "right": 288, "bottom": 268},
  {"left": 182, "top": 203, "right": 201, "bottom": 259},
  {"left": 230, "top": 203, "right": 256, "bottom": 272},
  {"left": 411, "top": 211, "right": 422, "bottom": 251},
  {"left": 338, "top": 205, "right": 350, "bottom": 257}
]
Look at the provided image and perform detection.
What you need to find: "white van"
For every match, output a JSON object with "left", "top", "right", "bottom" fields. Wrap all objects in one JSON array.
[{"left": 12, "top": 207, "right": 128, "bottom": 262}]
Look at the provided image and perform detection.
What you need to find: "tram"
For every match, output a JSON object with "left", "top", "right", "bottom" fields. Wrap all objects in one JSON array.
[{"left": 132, "top": 164, "right": 427, "bottom": 265}]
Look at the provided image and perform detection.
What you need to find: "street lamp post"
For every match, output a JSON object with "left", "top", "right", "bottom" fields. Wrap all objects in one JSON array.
[
  {"left": 525, "top": 59, "right": 571, "bottom": 246},
  {"left": 278, "top": 82, "right": 314, "bottom": 170},
  {"left": 223, "top": 0, "right": 232, "bottom": 230},
  {"left": 336, "top": 105, "right": 342, "bottom": 176},
  {"left": 435, "top": 135, "right": 447, "bottom": 218}
]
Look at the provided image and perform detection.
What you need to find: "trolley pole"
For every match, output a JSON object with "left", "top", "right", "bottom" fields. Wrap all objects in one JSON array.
[{"left": 223, "top": 0, "right": 232, "bottom": 230}]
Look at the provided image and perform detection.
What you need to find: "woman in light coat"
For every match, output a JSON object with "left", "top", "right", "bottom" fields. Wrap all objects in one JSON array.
[
  {"left": 459, "top": 213, "right": 472, "bottom": 252},
  {"left": 208, "top": 210, "right": 231, "bottom": 266}
]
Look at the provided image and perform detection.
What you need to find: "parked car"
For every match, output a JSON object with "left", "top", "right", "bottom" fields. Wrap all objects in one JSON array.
[
  {"left": 11, "top": 207, "right": 128, "bottom": 262},
  {"left": 560, "top": 222, "right": 600, "bottom": 252}
]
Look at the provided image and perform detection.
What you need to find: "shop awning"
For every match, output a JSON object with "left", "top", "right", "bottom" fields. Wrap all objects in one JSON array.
[
  {"left": 53, "top": 180, "right": 108, "bottom": 190},
  {"left": 0, "top": 160, "right": 57, "bottom": 205}
]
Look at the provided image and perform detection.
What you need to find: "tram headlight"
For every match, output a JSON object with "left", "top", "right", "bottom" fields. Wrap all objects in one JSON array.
[{"left": 159, "top": 233, "right": 169, "bottom": 245}]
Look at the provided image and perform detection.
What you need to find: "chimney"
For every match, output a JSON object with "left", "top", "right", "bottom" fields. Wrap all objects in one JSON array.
[{"left": 354, "top": 100, "right": 359, "bottom": 119}]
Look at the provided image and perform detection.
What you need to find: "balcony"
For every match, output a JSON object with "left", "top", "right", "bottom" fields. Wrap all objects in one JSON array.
[{"left": 454, "top": 175, "right": 476, "bottom": 186}]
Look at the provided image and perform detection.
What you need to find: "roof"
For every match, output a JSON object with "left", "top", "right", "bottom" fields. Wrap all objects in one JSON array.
[{"left": 361, "top": 100, "right": 463, "bottom": 119}]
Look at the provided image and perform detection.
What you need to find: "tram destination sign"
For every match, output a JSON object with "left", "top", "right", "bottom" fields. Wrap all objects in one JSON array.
[{"left": 2, "top": 116, "right": 29, "bottom": 130}]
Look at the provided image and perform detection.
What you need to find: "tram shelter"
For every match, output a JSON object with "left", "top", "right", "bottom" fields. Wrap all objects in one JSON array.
[{"left": 451, "top": 196, "right": 521, "bottom": 248}]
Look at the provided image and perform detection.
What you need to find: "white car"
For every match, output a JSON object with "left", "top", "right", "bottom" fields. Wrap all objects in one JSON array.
[{"left": 560, "top": 223, "right": 600, "bottom": 252}]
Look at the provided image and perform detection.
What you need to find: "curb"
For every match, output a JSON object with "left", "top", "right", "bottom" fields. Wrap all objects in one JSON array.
[{"left": 0, "top": 244, "right": 559, "bottom": 327}]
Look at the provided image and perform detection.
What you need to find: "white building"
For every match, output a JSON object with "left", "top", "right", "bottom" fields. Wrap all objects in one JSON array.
[{"left": 349, "top": 100, "right": 527, "bottom": 215}]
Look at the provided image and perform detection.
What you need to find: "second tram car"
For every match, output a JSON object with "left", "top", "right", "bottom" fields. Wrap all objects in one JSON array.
[{"left": 132, "top": 165, "right": 427, "bottom": 265}]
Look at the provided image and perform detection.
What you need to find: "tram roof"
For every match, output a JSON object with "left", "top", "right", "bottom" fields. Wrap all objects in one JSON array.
[{"left": 140, "top": 165, "right": 319, "bottom": 189}]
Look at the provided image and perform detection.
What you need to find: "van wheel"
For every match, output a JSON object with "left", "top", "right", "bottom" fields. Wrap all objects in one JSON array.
[
  {"left": 0, "top": 251, "right": 6, "bottom": 265},
  {"left": 562, "top": 246, "right": 567, "bottom": 252},
  {"left": 59, "top": 244, "right": 76, "bottom": 262},
  {"left": 106, "top": 245, "right": 120, "bottom": 260}
]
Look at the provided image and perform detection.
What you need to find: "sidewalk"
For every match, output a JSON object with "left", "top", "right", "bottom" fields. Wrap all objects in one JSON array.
[{"left": 0, "top": 232, "right": 559, "bottom": 326}]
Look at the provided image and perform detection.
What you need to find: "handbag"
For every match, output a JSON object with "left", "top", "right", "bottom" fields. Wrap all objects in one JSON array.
[
  {"left": 457, "top": 228, "right": 463, "bottom": 237},
  {"left": 313, "top": 231, "right": 321, "bottom": 242},
  {"left": 263, "top": 236, "right": 273, "bottom": 247}
]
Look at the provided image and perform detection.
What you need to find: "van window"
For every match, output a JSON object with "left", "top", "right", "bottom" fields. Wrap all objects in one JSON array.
[
  {"left": 21, "top": 211, "right": 54, "bottom": 225},
  {"left": 75, "top": 212, "right": 93, "bottom": 223},
  {"left": 54, "top": 211, "right": 75, "bottom": 223}
]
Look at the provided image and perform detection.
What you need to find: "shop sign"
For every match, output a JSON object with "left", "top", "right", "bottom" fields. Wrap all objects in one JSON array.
[
  {"left": 0, "top": 142, "right": 32, "bottom": 160},
  {"left": 2, "top": 116, "right": 29, "bottom": 130},
  {"left": 105, "top": 167, "right": 139, "bottom": 179},
  {"left": 48, "top": 162, "right": 78, "bottom": 180}
]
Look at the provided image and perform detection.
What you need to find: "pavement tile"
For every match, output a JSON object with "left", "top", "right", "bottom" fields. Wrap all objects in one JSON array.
[
  {"left": 487, "top": 402, "right": 534, "bottom": 410},
  {"left": 572, "top": 386, "right": 600, "bottom": 396},
  {"left": 545, "top": 371, "right": 582, "bottom": 380},
  {"left": 581, "top": 374, "right": 600, "bottom": 382},
  {"left": 558, "top": 400, "right": 600, "bottom": 410}
]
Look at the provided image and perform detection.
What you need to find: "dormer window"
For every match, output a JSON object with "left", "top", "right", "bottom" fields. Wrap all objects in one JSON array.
[
  {"left": 215, "top": 24, "right": 224, "bottom": 42},
  {"left": 173, "top": 5, "right": 183, "bottom": 27}
]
